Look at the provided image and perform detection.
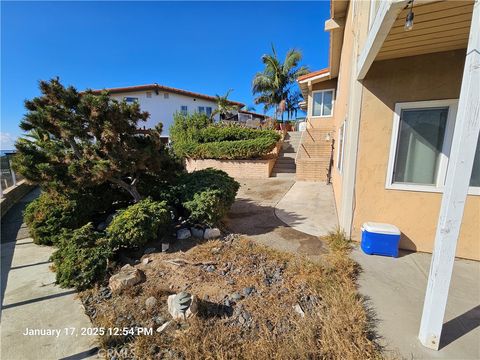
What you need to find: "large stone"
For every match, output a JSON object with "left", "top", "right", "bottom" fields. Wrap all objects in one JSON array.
[
  {"left": 191, "top": 227, "right": 204, "bottom": 238},
  {"left": 203, "top": 228, "right": 221, "bottom": 239},
  {"left": 167, "top": 292, "right": 198, "bottom": 321},
  {"left": 145, "top": 296, "right": 157, "bottom": 312},
  {"left": 177, "top": 228, "right": 191, "bottom": 240},
  {"left": 108, "top": 265, "right": 145, "bottom": 293}
]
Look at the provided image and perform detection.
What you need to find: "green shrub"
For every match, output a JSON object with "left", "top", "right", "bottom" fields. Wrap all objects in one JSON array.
[
  {"left": 24, "top": 192, "right": 95, "bottom": 245},
  {"left": 170, "top": 114, "right": 280, "bottom": 160},
  {"left": 24, "top": 184, "right": 124, "bottom": 246},
  {"left": 177, "top": 136, "right": 279, "bottom": 160},
  {"left": 178, "top": 169, "right": 239, "bottom": 225},
  {"left": 106, "top": 198, "right": 171, "bottom": 249},
  {"left": 137, "top": 173, "right": 183, "bottom": 207},
  {"left": 197, "top": 126, "right": 279, "bottom": 143},
  {"left": 51, "top": 223, "right": 111, "bottom": 290},
  {"left": 183, "top": 189, "right": 224, "bottom": 225},
  {"left": 170, "top": 112, "right": 213, "bottom": 144}
]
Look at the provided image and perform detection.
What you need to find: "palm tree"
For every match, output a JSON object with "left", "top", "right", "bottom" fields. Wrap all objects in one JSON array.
[
  {"left": 210, "top": 89, "right": 240, "bottom": 120},
  {"left": 252, "top": 45, "right": 309, "bottom": 120}
]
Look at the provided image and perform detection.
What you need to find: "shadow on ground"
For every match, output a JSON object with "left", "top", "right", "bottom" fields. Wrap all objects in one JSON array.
[
  {"left": 224, "top": 197, "right": 327, "bottom": 260},
  {"left": 440, "top": 305, "right": 480, "bottom": 350}
]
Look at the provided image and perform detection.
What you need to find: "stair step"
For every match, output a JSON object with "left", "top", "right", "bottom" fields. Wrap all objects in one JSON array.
[
  {"left": 271, "top": 172, "right": 296, "bottom": 178},
  {"left": 272, "top": 169, "right": 296, "bottom": 173},
  {"left": 273, "top": 167, "right": 296, "bottom": 172},
  {"left": 278, "top": 153, "right": 296, "bottom": 159},
  {"left": 275, "top": 161, "right": 295, "bottom": 166}
]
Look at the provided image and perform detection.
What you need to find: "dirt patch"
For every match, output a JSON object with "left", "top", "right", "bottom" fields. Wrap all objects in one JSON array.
[{"left": 81, "top": 233, "right": 384, "bottom": 359}]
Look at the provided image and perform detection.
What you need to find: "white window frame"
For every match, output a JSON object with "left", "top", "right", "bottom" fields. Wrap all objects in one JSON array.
[
  {"left": 336, "top": 119, "right": 346, "bottom": 173},
  {"left": 311, "top": 89, "right": 335, "bottom": 118},
  {"left": 386, "top": 99, "right": 480, "bottom": 196}
]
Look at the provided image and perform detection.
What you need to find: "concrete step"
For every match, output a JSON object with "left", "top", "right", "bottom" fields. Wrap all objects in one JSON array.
[
  {"left": 275, "top": 160, "right": 296, "bottom": 165},
  {"left": 271, "top": 172, "right": 296, "bottom": 178},
  {"left": 274, "top": 170, "right": 296, "bottom": 174},
  {"left": 273, "top": 167, "right": 296, "bottom": 173},
  {"left": 278, "top": 153, "right": 296, "bottom": 159}
]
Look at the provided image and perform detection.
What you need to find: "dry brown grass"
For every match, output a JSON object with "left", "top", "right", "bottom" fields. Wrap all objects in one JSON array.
[{"left": 81, "top": 230, "right": 385, "bottom": 360}]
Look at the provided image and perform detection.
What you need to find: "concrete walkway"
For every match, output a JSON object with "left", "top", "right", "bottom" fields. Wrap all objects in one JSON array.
[
  {"left": 1, "top": 189, "right": 98, "bottom": 360},
  {"left": 275, "top": 181, "right": 338, "bottom": 236},
  {"left": 224, "top": 178, "right": 327, "bottom": 261}
]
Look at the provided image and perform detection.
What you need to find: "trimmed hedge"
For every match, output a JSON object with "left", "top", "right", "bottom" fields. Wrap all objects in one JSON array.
[
  {"left": 197, "top": 126, "right": 280, "bottom": 142},
  {"left": 170, "top": 113, "right": 280, "bottom": 160},
  {"left": 177, "top": 169, "right": 239, "bottom": 225},
  {"left": 176, "top": 137, "right": 279, "bottom": 160},
  {"left": 107, "top": 198, "right": 171, "bottom": 249},
  {"left": 51, "top": 224, "right": 111, "bottom": 290}
]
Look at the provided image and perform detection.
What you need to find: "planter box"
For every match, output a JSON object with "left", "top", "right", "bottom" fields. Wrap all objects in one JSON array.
[
  {"left": 185, "top": 158, "right": 277, "bottom": 179},
  {"left": 185, "top": 140, "right": 283, "bottom": 179}
]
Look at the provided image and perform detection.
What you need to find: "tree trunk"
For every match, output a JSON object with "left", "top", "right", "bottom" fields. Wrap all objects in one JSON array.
[{"left": 109, "top": 177, "right": 142, "bottom": 203}]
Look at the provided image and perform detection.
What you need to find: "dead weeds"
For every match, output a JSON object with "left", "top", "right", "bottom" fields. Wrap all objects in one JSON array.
[{"left": 81, "top": 230, "right": 385, "bottom": 360}]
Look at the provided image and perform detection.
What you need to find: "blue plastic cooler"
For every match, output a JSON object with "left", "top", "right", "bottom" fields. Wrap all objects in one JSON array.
[{"left": 361, "top": 222, "right": 401, "bottom": 257}]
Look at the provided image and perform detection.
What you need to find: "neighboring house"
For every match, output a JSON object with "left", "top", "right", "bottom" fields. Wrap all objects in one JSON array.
[
  {"left": 224, "top": 110, "right": 269, "bottom": 127},
  {"left": 91, "top": 84, "right": 245, "bottom": 137},
  {"left": 297, "top": 0, "right": 479, "bottom": 261}
]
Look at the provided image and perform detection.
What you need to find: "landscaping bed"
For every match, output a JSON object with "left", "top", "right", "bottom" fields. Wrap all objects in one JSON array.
[
  {"left": 170, "top": 113, "right": 282, "bottom": 179},
  {"left": 80, "top": 232, "right": 382, "bottom": 360}
]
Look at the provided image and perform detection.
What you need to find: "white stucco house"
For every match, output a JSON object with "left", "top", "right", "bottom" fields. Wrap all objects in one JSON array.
[{"left": 91, "top": 84, "right": 245, "bottom": 137}]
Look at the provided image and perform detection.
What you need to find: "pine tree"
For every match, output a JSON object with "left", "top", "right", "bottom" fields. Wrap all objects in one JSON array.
[{"left": 13, "top": 78, "right": 169, "bottom": 202}]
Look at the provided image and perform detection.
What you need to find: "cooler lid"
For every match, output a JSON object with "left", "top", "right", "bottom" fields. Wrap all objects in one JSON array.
[{"left": 362, "top": 222, "right": 400, "bottom": 235}]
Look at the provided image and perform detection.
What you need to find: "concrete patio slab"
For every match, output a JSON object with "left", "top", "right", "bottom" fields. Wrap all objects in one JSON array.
[
  {"left": 224, "top": 178, "right": 327, "bottom": 261},
  {"left": 275, "top": 181, "right": 338, "bottom": 236},
  {"left": 1, "top": 189, "right": 99, "bottom": 360},
  {"left": 352, "top": 247, "right": 480, "bottom": 359}
]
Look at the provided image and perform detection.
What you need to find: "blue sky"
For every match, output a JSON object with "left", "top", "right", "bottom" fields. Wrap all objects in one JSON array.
[{"left": 1, "top": 1, "right": 330, "bottom": 149}]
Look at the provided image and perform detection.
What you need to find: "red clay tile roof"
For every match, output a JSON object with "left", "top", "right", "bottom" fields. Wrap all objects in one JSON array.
[
  {"left": 88, "top": 83, "right": 245, "bottom": 107},
  {"left": 297, "top": 68, "right": 330, "bottom": 82}
]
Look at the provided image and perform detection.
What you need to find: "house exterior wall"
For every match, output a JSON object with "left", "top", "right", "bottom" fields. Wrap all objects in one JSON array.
[
  {"left": 110, "top": 90, "right": 220, "bottom": 136},
  {"left": 352, "top": 49, "right": 480, "bottom": 260},
  {"left": 329, "top": 0, "right": 357, "bottom": 218},
  {"left": 304, "top": 0, "right": 479, "bottom": 260}
]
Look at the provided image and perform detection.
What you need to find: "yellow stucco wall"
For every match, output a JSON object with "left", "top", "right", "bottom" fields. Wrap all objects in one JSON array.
[
  {"left": 353, "top": 49, "right": 480, "bottom": 260},
  {"left": 329, "top": 0, "right": 356, "bottom": 216}
]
